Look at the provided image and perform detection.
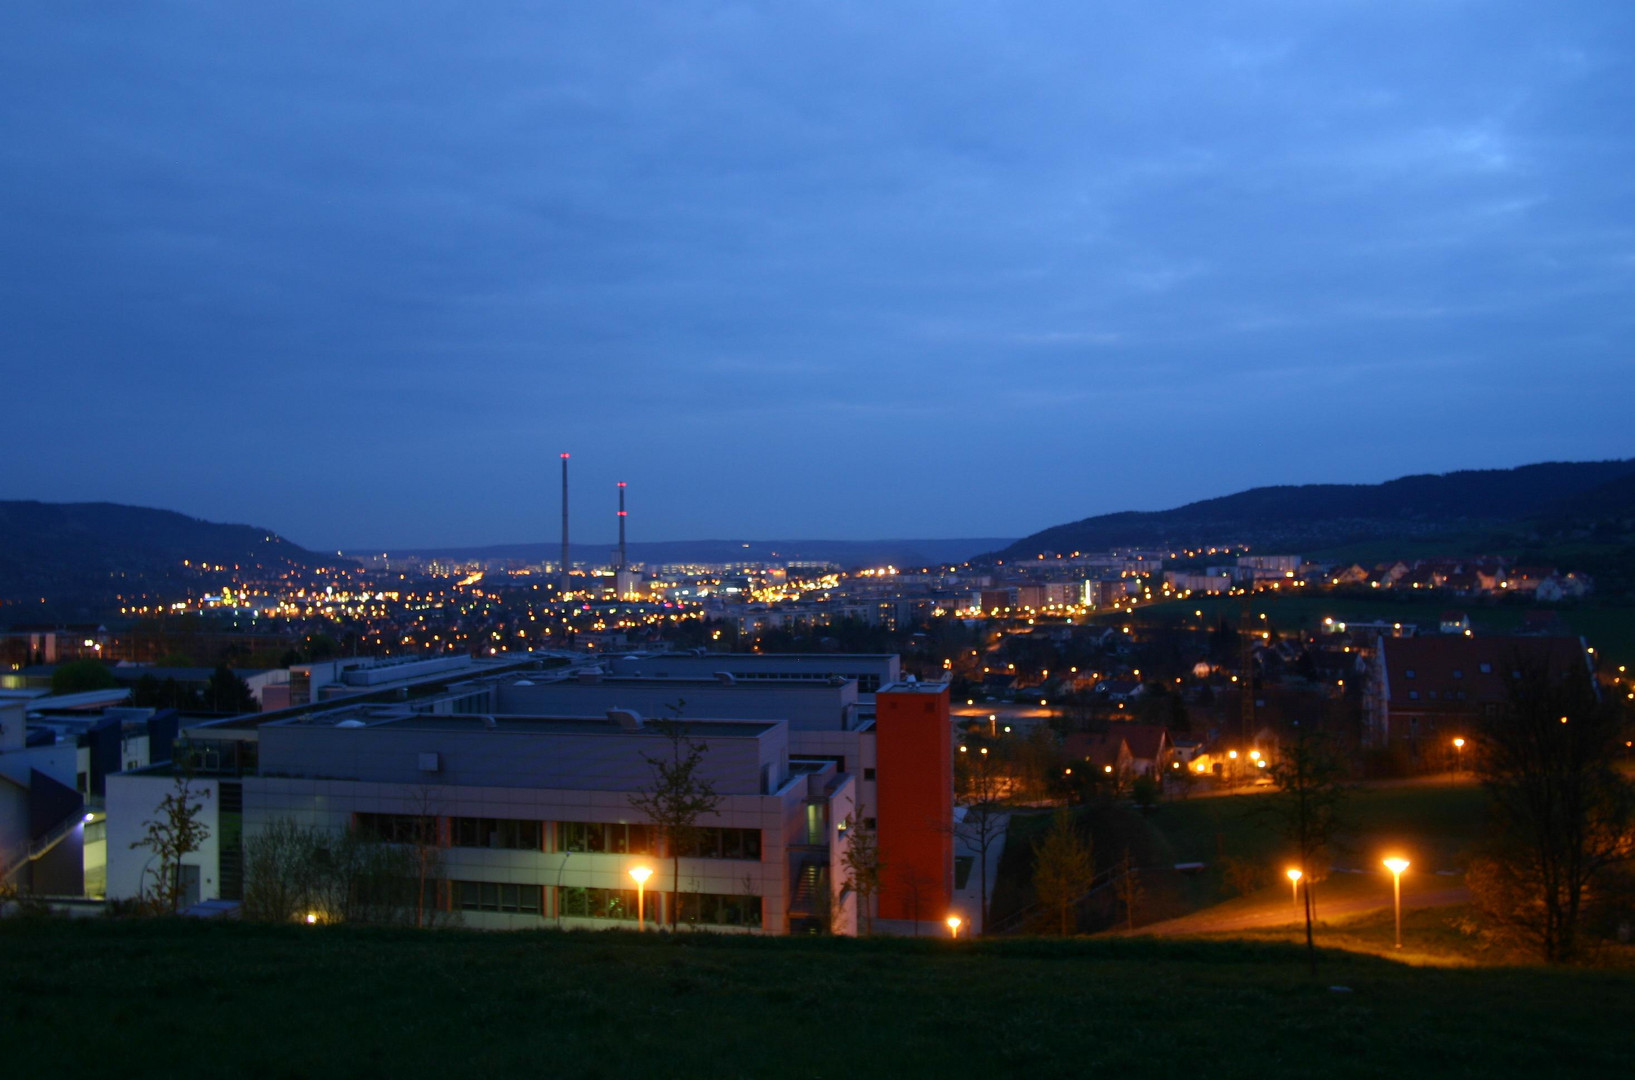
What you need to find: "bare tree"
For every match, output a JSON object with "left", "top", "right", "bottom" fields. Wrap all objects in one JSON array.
[
  {"left": 955, "top": 742, "right": 1008, "bottom": 933},
  {"left": 406, "top": 784, "right": 446, "bottom": 929},
  {"left": 838, "top": 808, "right": 881, "bottom": 935},
  {"left": 131, "top": 771, "right": 210, "bottom": 914},
  {"left": 1470, "top": 665, "right": 1634, "bottom": 963},
  {"left": 1114, "top": 849, "right": 1144, "bottom": 933},
  {"left": 628, "top": 703, "right": 723, "bottom": 930},
  {"left": 1032, "top": 807, "right": 1095, "bottom": 935},
  {"left": 1265, "top": 719, "right": 1348, "bottom": 974}
]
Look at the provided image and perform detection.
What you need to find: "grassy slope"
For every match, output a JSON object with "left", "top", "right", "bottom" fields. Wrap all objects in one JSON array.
[
  {"left": 4, "top": 919, "right": 1632, "bottom": 1079},
  {"left": 993, "top": 783, "right": 1490, "bottom": 936}
]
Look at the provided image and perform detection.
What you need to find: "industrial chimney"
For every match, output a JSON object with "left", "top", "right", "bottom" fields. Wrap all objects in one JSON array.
[
  {"left": 616, "top": 481, "right": 627, "bottom": 572},
  {"left": 559, "top": 452, "right": 570, "bottom": 597}
]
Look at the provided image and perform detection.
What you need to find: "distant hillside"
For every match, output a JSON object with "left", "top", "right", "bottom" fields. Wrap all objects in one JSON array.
[
  {"left": 993, "top": 459, "right": 1635, "bottom": 561},
  {"left": 373, "top": 537, "right": 1014, "bottom": 569},
  {"left": 0, "top": 501, "right": 348, "bottom": 624}
]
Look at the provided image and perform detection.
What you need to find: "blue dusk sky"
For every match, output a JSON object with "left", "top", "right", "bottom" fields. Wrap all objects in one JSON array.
[{"left": 2, "top": 2, "right": 1631, "bottom": 550}]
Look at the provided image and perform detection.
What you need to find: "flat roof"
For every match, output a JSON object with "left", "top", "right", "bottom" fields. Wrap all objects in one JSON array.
[
  {"left": 272, "top": 712, "right": 778, "bottom": 738},
  {"left": 878, "top": 680, "right": 949, "bottom": 694},
  {"left": 517, "top": 674, "right": 851, "bottom": 690}
]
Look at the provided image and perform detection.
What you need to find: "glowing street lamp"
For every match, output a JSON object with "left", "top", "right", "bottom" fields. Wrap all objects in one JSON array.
[
  {"left": 946, "top": 914, "right": 963, "bottom": 939},
  {"left": 630, "top": 865, "right": 653, "bottom": 931},
  {"left": 1452, "top": 737, "right": 1466, "bottom": 773},
  {"left": 1286, "top": 867, "right": 1303, "bottom": 908},
  {"left": 1383, "top": 857, "right": 1410, "bottom": 949}
]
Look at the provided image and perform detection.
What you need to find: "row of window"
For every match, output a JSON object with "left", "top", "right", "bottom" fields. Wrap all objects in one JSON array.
[
  {"left": 452, "top": 817, "right": 542, "bottom": 851},
  {"left": 455, "top": 880, "right": 543, "bottom": 915},
  {"left": 356, "top": 812, "right": 437, "bottom": 845},
  {"left": 453, "top": 881, "right": 761, "bottom": 928},
  {"left": 1407, "top": 689, "right": 1468, "bottom": 701},
  {"left": 1403, "top": 662, "right": 1500, "bottom": 680},
  {"left": 557, "top": 821, "right": 763, "bottom": 860},
  {"left": 356, "top": 814, "right": 761, "bottom": 860}
]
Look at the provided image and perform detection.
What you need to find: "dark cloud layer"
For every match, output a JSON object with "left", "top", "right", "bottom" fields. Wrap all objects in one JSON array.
[{"left": 3, "top": 2, "right": 1631, "bottom": 548}]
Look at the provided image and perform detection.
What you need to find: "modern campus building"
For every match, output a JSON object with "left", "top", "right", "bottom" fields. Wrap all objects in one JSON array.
[{"left": 104, "top": 653, "right": 953, "bottom": 934}]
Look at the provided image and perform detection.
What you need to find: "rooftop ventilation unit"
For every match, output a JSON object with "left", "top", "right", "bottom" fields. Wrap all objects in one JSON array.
[{"left": 607, "top": 709, "right": 644, "bottom": 732}]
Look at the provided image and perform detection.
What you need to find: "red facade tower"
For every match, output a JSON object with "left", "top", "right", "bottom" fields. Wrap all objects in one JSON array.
[{"left": 873, "top": 680, "right": 952, "bottom": 926}]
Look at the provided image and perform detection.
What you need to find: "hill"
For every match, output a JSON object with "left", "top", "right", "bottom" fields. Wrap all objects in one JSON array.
[
  {"left": 3, "top": 920, "right": 1629, "bottom": 1079},
  {"left": 994, "top": 459, "right": 1635, "bottom": 561},
  {"left": 0, "top": 501, "right": 349, "bottom": 625},
  {"left": 371, "top": 536, "right": 1014, "bottom": 569}
]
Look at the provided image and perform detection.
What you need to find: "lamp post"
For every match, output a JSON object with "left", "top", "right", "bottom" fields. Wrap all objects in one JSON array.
[
  {"left": 1383, "top": 857, "right": 1410, "bottom": 949},
  {"left": 1286, "top": 867, "right": 1303, "bottom": 909},
  {"left": 945, "top": 914, "right": 962, "bottom": 939},
  {"left": 630, "top": 865, "right": 652, "bottom": 931},
  {"left": 1452, "top": 737, "right": 1465, "bottom": 773}
]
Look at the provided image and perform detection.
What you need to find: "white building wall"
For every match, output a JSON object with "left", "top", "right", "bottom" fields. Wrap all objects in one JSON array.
[{"left": 104, "top": 772, "right": 221, "bottom": 903}]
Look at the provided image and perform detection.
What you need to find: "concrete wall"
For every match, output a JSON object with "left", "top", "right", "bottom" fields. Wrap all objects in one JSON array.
[{"left": 259, "top": 721, "right": 784, "bottom": 797}]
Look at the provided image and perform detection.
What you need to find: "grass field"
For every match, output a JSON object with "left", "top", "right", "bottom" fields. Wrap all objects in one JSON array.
[
  {"left": 992, "top": 781, "right": 1490, "bottom": 935},
  {"left": 4, "top": 919, "right": 1633, "bottom": 1079}
]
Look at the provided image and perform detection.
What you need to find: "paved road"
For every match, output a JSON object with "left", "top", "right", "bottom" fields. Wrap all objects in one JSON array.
[{"left": 1139, "top": 884, "right": 1470, "bottom": 936}]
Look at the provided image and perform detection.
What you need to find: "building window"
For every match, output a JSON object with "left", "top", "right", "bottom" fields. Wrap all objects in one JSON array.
[
  {"left": 1408, "top": 690, "right": 1419, "bottom": 701},
  {"left": 1452, "top": 669, "right": 1463, "bottom": 679},
  {"left": 863, "top": 768, "right": 876, "bottom": 781},
  {"left": 454, "top": 880, "right": 543, "bottom": 916},
  {"left": 675, "top": 891, "right": 762, "bottom": 929},
  {"left": 557, "top": 885, "right": 639, "bottom": 921},
  {"left": 355, "top": 812, "right": 437, "bottom": 845},
  {"left": 1479, "top": 663, "right": 1492, "bottom": 674},
  {"left": 681, "top": 827, "right": 763, "bottom": 860},
  {"left": 1404, "top": 669, "right": 1416, "bottom": 679},
  {"left": 452, "top": 817, "right": 541, "bottom": 851},
  {"left": 862, "top": 817, "right": 876, "bottom": 830},
  {"left": 558, "top": 821, "right": 654, "bottom": 855}
]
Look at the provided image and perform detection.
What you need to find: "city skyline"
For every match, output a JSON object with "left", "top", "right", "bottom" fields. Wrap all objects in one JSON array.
[{"left": 3, "top": 3, "right": 1633, "bottom": 548}]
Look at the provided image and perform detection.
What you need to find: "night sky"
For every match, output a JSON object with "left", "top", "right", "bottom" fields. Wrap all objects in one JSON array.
[{"left": 3, "top": 3, "right": 1631, "bottom": 550}]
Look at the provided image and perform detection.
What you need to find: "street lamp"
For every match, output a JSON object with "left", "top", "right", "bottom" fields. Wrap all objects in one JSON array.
[
  {"left": 1286, "top": 867, "right": 1303, "bottom": 908},
  {"left": 1383, "top": 857, "right": 1410, "bottom": 949},
  {"left": 945, "top": 914, "right": 962, "bottom": 939},
  {"left": 1452, "top": 737, "right": 1465, "bottom": 773},
  {"left": 630, "top": 865, "right": 652, "bottom": 931}
]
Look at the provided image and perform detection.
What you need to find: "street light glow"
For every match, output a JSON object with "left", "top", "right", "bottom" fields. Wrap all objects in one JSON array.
[
  {"left": 1384, "top": 857, "right": 1410, "bottom": 949},
  {"left": 630, "top": 865, "right": 653, "bottom": 931},
  {"left": 945, "top": 914, "right": 962, "bottom": 938}
]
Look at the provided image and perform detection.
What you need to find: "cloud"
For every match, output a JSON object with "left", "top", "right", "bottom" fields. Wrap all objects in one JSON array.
[{"left": 0, "top": 1, "right": 1631, "bottom": 544}]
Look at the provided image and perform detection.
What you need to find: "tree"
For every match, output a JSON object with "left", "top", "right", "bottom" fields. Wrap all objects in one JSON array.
[
  {"left": 1469, "top": 665, "right": 1635, "bottom": 963},
  {"left": 205, "top": 663, "right": 256, "bottom": 714},
  {"left": 242, "top": 818, "right": 323, "bottom": 923},
  {"left": 838, "top": 808, "right": 882, "bottom": 935},
  {"left": 130, "top": 771, "right": 210, "bottom": 914},
  {"left": 1032, "top": 808, "right": 1095, "bottom": 935},
  {"left": 955, "top": 742, "right": 1009, "bottom": 933},
  {"left": 1114, "top": 849, "right": 1144, "bottom": 933},
  {"left": 1265, "top": 720, "right": 1348, "bottom": 973},
  {"left": 50, "top": 659, "right": 117, "bottom": 696},
  {"left": 244, "top": 820, "right": 425, "bottom": 926},
  {"left": 405, "top": 785, "right": 446, "bottom": 929},
  {"left": 628, "top": 703, "right": 723, "bottom": 930}
]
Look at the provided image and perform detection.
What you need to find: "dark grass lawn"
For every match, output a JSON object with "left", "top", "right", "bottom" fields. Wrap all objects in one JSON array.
[
  {"left": 992, "top": 782, "right": 1488, "bottom": 931},
  {"left": 5, "top": 919, "right": 1633, "bottom": 1078},
  {"left": 1146, "top": 780, "right": 1489, "bottom": 872}
]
